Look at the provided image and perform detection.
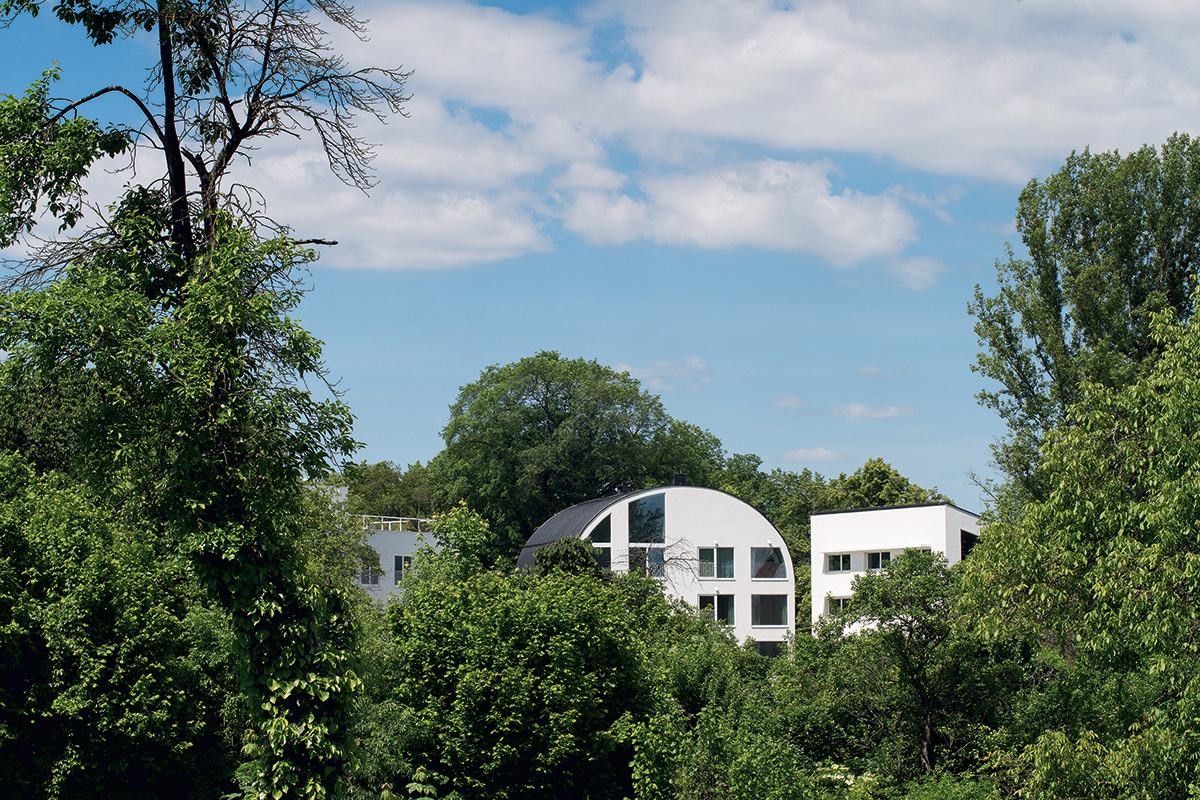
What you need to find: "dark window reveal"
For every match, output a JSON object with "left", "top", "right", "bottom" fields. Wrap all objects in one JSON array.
[
  {"left": 752, "top": 594, "right": 788, "bottom": 626},
  {"left": 699, "top": 594, "right": 735, "bottom": 625},
  {"left": 589, "top": 515, "right": 611, "bottom": 543}
]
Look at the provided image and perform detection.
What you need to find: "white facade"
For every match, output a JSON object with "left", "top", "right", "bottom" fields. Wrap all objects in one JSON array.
[
  {"left": 521, "top": 486, "right": 796, "bottom": 651},
  {"left": 809, "top": 503, "right": 980, "bottom": 628},
  {"left": 356, "top": 517, "right": 435, "bottom": 604}
]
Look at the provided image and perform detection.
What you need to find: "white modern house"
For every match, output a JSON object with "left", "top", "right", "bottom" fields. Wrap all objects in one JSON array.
[
  {"left": 518, "top": 483, "right": 796, "bottom": 653},
  {"left": 355, "top": 516, "right": 435, "bottom": 603},
  {"left": 809, "top": 502, "right": 980, "bottom": 628}
]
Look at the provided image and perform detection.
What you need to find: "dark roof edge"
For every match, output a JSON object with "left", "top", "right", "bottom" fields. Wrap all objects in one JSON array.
[{"left": 811, "top": 501, "right": 979, "bottom": 519}]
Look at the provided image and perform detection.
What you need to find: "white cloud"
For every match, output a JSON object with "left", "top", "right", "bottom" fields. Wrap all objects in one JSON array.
[
  {"left": 615, "top": 356, "right": 713, "bottom": 392},
  {"left": 783, "top": 446, "right": 844, "bottom": 462},
  {"left": 644, "top": 160, "right": 914, "bottom": 264},
  {"left": 834, "top": 402, "right": 918, "bottom": 420},
  {"left": 234, "top": 0, "right": 1200, "bottom": 269},
  {"left": 889, "top": 256, "right": 946, "bottom": 290}
]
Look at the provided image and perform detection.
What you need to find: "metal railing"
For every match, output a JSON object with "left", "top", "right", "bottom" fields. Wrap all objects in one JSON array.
[{"left": 358, "top": 515, "right": 434, "bottom": 533}]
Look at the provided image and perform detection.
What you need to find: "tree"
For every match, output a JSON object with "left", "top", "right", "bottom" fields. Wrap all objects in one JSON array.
[
  {"left": 969, "top": 133, "right": 1200, "bottom": 502},
  {"left": 342, "top": 461, "right": 406, "bottom": 517},
  {"left": 431, "top": 351, "right": 725, "bottom": 564},
  {"left": 0, "top": 3, "right": 409, "bottom": 796},
  {"left": 960, "top": 306, "right": 1200, "bottom": 797},
  {"left": 825, "top": 458, "right": 950, "bottom": 510},
  {"left": 387, "top": 569, "right": 658, "bottom": 800}
]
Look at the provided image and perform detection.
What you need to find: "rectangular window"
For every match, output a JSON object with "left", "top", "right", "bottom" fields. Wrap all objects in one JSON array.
[
  {"left": 593, "top": 547, "right": 611, "bottom": 570},
  {"left": 359, "top": 565, "right": 380, "bottom": 586},
  {"left": 629, "top": 547, "right": 665, "bottom": 578},
  {"left": 393, "top": 555, "right": 412, "bottom": 585},
  {"left": 827, "top": 553, "right": 851, "bottom": 572},
  {"left": 751, "top": 595, "right": 788, "bottom": 626},
  {"left": 830, "top": 597, "right": 851, "bottom": 612},
  {"left": 867, "top": 551, "right": 891, "bottom": 570},
  {"left": 628, "top": 493, "right": 666, "bottom": 543},
  {"left": 699, "top": 594, "right": 735, "bottom": 625},
  {"left": 699, "top": 547, "right": 734, "bottom": 579},
  {"left": 751, "top": 547, "right": 788, "bottom": 578},
  {"left": 755, "top": 641, "right": 781, "bottom": 657}
]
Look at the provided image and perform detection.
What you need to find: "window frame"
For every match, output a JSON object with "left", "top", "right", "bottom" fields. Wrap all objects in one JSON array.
[
  {"left": 827, "top": 553, "right": 851, "bottom": 572},
  {"left": 393, "top": 554, "right": 412, "bottom": 585},
  {"left": 751, "top": 547, "right": 788, "bottom": 579},
  {"left": 699, "top": 594, "right": 735, "bottom": 625},
  {"left": 867, "top": 551, "right": 891, "bottom": 570},
  {"left": 698, "top": 546, "right": 734, "bottom": 579},
  {"left": 751, "top": 594, "right": 788, "bottom": 627}
]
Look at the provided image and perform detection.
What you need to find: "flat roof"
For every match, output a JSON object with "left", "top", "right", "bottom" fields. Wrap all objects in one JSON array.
[{"left": 810, "top": 500, "right": 979, "bottom": 519}]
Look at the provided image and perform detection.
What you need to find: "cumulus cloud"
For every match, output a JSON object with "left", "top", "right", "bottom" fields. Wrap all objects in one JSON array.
[
  {"left": 615, "top": 356, "right": 713, "bottom": 392},
  {"left": 834, "top": 402, "right": 919, "bottom": 420},
  {"left": 237, "top": 0, "right": 1200, "bottom": 270},
  {"left": 783, "top": 446, "right": 844, "bottom": 462}
]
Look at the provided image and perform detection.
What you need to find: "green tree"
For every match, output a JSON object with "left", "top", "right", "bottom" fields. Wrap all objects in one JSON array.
[
  {"left": 969, "top": 133, "right": 1200, "bottom": 503},
  {"left": 821, "top": 551, "right": 1016, "bottom": 778},
  {"left": 0, "top": 453, "right": 242, "bottom": 799},
  {"left": 387, "top": 569, "right": 658, "bottom": 800},
  {"left": 431, "top": 351, "right": 725, "bottom": 564},
  {"left": 342, "top": 461, "right": 406, "bottom": 517},
  {"left": 825, "top": 458, "right": 949, "bottom": 510},
  {"left": 961, "top": 306, "right": 1200, "bottom": 797},
  {"left": 0, "top": 2, "right": 409, "bottom": 796}
]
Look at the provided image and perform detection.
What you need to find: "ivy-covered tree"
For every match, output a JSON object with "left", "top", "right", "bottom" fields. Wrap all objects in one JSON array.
[{"left": 0, "top": 2, "right": 409, "bottom": 796}]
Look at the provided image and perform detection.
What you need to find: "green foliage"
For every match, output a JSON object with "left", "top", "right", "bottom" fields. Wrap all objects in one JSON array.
[
  {"left": 961, "top": 304, "right": 1200, "bottom": 797},
  {"left": 0, "top": 66, "right": 129, "bottom": 245},
  {"left": 826, "top": 459, "right": 950, "bottom": 510},
  {"left": 432, "top": 351, "right": 727, "bottom": 562},
  {"left": 0, "top": 454, "right": 240, "bottom": 799},
  {"left": 970, "top": 133, "right": 1200, "bottom": 502},
  {"left": 533, "top": 534, "right": 607, "bottom": 578},
  {"left": 387, "top": 569, "right": 657, "bottom": 800}
]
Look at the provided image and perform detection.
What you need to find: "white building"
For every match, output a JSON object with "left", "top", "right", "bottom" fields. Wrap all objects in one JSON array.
[
  {"left": 356, "top": 516, "right": 435, "bottom": 603},
  {"left": 809, "top": 502, "right": 980, "bottom": 628},
  {"left": 518, "top": 485, "right": 795, "bottom": 653}
]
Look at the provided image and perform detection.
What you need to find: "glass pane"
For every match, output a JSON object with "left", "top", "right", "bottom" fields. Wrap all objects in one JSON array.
[
  {"left": 699, "top": 595, "right": 716, "bottom": 620},
  {"left": 717, "top": 595, "right": 734, "bottom": 625},
  {"left": 752, "top": 547, "right": 787, "bottom": 578},
  {"left": 647, "top": 547, "right": 665, "bottom": 578},
  {"left": 590, "top": 515, "right": 611, "bottom": 544},
  {"left": 699, "top": 548, "right": 715, "bottom": 578},
  {"left": 628, "top": 547, "right": 646, "bottom": 574},
  {"left": 628, "top": 493, "right": 665, "bottom": 543},
  {"left": 593, "top": 547, "right": 611, "bottom": 569},
  {"left": 717, "top": 548, "right": 735, "bottom": 578},
  {"left": 751, "top": 595, "right": 787, "bottom": 626}
]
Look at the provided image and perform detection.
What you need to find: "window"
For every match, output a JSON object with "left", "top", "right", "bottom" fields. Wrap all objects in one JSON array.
[
  {"left": 867, "top": 551, "right": 891, "bottom": 570},
  {"left": 629, "top": 547, "right": 665, "bottom": 578},
  {"left": 699, "top": 547, "right": 734, "bottom": 578},
  {"left": 593, "top": 547, "right": 611, "bottom": 569},
  {"left": 393, "top": 555, "right": 412, "bottom": 584},
  {"left": 359, "top": 564, "right": 380, "bottom": 586},
  {"left": 755, "top": 641, "right": 781, "bottom": 657},
  {"left": 751, "top": 547, "right": 788, "bottom": 578},
  {"left": 830, "top": 596, "right": 851, "bottom": 612},
  {"left": 699, "top": 594, "right": 735, "bottom": 625},
  {"left": 961, "top": 530, "right": 979, "bottom": 559},
  {"left": 827, "top": 553, "right": 851, "bottom": 572},
  {"left": 751, "top": 594, "right": 788, "bottom": 626},
  {"left": 589, "top": 515, "right": 611, "bottom": 543},
  {"left": 628, "top": 493, "right": 666, "bottom": 543}
]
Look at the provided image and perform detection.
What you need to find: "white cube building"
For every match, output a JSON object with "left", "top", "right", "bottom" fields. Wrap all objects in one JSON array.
[
  {"left": 810, "top": 502, "right": 980, "bottom": 628},
  {"left": 355, "top": 516, "right": 435, "bottom": 603},
  {"left": 518, "top": 485, "right": 796, "bottom": 653}
]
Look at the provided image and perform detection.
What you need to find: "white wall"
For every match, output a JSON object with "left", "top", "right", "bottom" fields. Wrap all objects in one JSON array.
[
  {"left": 358, "top": 527, "right": 434, "bottom": 604},
  {"left": 809, "top": 504, "right": 980, "bottom": 628},
  {"left": 579, "top": 486, "right": 796, "bottom": 647}
]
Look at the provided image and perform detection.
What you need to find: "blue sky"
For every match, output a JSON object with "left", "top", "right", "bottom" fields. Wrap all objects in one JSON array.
[{"left": 7, "top": 0, "right": 1200, "bottom": 510}]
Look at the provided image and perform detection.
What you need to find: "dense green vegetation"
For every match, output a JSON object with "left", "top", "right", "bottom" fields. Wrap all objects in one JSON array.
[{"left": 3, "top": 0, "right": 1199, "bottom": 793}]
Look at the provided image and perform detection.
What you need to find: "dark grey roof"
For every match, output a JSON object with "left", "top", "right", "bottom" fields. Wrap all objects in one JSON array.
[{"left": 516, "top": 493, "right": 627, "bottom": 568}]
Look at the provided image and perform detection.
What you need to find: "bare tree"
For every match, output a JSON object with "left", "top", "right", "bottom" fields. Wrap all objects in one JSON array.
[{"left": 0, "top": 0, "right": 410, "bottom": 277}]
